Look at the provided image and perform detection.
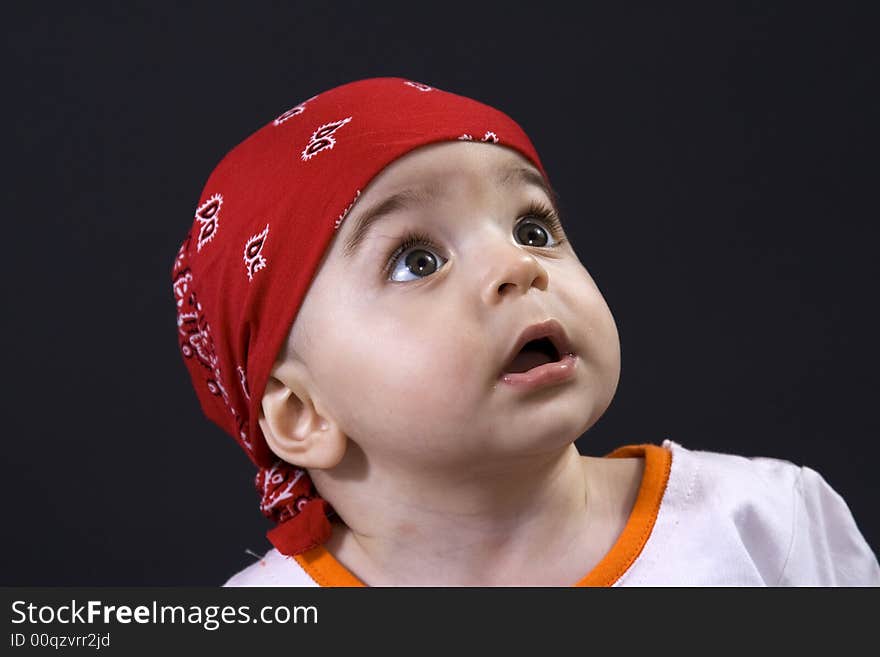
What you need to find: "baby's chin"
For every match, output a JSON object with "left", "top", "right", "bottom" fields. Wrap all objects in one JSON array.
[
  {"left": 450, "top": 413, "right": 594, "bottom": 463},
  {"left": 506, "top": 390, "right": 612, "bottom": 447}
]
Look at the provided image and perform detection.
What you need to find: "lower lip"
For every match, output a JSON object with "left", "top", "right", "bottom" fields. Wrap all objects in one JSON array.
[{"left": 499, "top": 353, "right": 578, "bottom": 390}]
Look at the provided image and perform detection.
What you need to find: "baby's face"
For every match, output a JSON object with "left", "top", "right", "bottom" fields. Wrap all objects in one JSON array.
[{"left": 279, "top": 141, "right": 620, "bottom": 470}]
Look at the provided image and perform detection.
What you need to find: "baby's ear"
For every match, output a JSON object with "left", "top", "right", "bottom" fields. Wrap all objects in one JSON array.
[{"left": 258, "top": 361, "right": 347, "bottom": 469}]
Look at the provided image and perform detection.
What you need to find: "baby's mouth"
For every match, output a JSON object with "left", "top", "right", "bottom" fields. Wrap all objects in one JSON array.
[
  {"left": 499, "top": 318, "right": 575, "bottom": 377},
  {"left": 503, "top": 337, "right": 560, "bottom": 374}
]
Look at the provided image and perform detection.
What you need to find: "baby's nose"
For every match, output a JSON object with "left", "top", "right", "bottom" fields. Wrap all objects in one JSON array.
[{"left": 479, "top": 242, "right": 549, "bottom": 305}]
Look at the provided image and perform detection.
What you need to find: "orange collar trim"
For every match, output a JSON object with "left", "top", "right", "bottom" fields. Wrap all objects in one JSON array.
[{"left": 293, "top": 443, "right": 672, "bottom": 587}]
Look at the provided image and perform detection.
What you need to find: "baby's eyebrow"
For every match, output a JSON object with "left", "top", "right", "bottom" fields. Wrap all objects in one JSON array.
[{"left": 341, "top": 165, "right": 558, "bottom": 259}]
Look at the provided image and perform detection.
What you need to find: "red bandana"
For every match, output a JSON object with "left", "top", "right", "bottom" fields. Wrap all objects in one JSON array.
[{"left": 170, "top": 77, "right": 549, "bottom": 556}]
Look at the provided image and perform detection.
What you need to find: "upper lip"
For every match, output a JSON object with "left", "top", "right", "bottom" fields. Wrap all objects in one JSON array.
[{"left": 501, "top": 319, "right": 574, "bottom": 374}]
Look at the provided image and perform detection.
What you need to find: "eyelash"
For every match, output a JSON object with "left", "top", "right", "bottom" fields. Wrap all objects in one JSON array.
[{"left": 382, "top": 200, "right": 568, "bottom": 279}]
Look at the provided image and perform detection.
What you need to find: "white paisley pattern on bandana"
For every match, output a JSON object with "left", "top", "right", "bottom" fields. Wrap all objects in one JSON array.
[
  {"left": 403, "top": 80, "right": 433, "bottom": 92},
  {"left": 195, "top": 193, "right": 222, "bottom": 252},
  {"left": 243, "top": 224, "right": 270, "bottom": 282},
  {"left": 301, "top": 117, "right": 352, "bottom": 161},
  {"left": 273, "top": 94, "right": 319, "bottom": 126}
]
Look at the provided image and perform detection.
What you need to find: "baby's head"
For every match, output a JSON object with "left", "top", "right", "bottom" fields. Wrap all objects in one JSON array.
[{"left": 171, "top": 78, "right": 621, "bottom": 556}]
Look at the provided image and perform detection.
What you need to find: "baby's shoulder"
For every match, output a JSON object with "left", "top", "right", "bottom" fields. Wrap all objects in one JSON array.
[
  {"left": 222, "top": 548, "right": 319, "bottom": 587},
  {"left": 660, "top": 440, "right": 879, "bottom": 585},
  {"left": 664, "top": 439, "right": 802, "bottom": 503},
  {"left": 660, "top": 440, "right": 805, "bottom": 556}
]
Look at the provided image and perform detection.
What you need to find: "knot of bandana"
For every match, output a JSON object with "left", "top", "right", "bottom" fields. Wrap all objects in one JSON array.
[
  {"left": 170, "top": 77, "right": 549, "bottom": 556},
  {"left": 256, "top": 460, "right": 334, "bottom": 554}
]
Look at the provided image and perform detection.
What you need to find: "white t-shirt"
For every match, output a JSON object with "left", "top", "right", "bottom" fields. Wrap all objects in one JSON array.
[{"left": 224, "top": 440, "right": 880, "bottom": 586}]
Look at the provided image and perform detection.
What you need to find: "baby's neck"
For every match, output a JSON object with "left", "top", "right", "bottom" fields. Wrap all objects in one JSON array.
[{"left": 319, "top": 446, "right": 644, "bottom": 586}]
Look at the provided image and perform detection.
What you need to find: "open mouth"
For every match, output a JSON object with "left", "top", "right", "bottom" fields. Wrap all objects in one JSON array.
[
  {"left": 503, "top": 336, "right": 561, "bottom": 374},
  {"left": 498, "top": 318, "right": 576, "bottom": 387}
]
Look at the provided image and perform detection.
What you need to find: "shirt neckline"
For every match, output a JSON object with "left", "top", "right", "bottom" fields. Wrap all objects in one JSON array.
[{"left": 292, "top": 442, "right": 673, "bottom": 587}]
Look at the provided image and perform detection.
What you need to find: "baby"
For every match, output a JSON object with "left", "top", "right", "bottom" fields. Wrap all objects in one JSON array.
[{"left": 171, "top": 77, "right": 879, "bottom": 586}]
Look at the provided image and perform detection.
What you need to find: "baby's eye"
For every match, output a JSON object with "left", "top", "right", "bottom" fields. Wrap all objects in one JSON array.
[
  {"left": 386, "top": 231, "right": 446, "bottom": 283},
  {"left": 515, "top": 216, "right": 559, "bottom": 248},
  {"left": 385, "top": 208, "right": 566, "bottom": 283}
]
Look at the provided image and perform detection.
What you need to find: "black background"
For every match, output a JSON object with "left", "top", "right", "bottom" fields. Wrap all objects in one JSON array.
[{"left": 3, "top": 2, "right": 877, "bottom": 585}]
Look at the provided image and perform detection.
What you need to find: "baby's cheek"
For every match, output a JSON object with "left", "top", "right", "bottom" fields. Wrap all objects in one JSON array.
[
  {"left": 343, "top": 330, "right": 480, "bottom": 423},
  {"left": 379, "top": 332, "right": 476, "bottom": 401},
  {"left": 322, "top": 346, "right": 480, "bottom": 464},
  {"left": 574, "top": 284, "right": 621, "bottom": 396}
]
